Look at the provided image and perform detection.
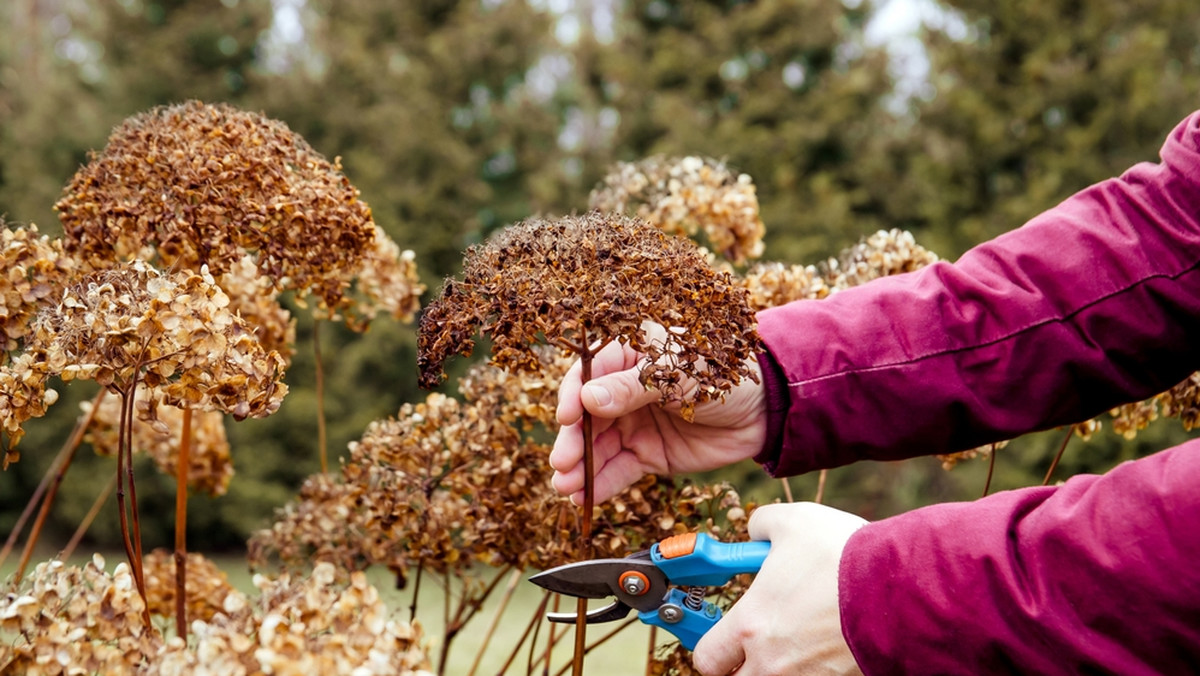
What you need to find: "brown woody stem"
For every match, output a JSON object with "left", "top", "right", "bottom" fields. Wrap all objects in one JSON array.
[
  {"left": 573, "top": 349, "right": 595, "bottom": 676},
  {"left": 174, "top": 407, "right": 193, "bottom": 641},
  {"left": 314, "top": 321, "right": 328, "bottom": 473},
  {"left": 1043, "top": 427, "right": 1074, "bottom": 486},
  {"left": 813, "top": 468, "right": 829, "bottom": 504},
  {"left": 553, "top": 618, "right": 639, "bottom": 676},
  {"left": 982, "top": 446, "right": 998, "bottom": 498}
]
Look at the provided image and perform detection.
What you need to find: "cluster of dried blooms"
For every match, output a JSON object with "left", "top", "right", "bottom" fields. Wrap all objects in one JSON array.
[
  {"left": 824, "top": 228, "right": 940, "bottom": 289},
  {"left": 0, "top": 556, "right": 431, "bottom": 675},
  {"left": 214, "top": 255, "right": 296, "bottom": 359},
  {"left": 740, "top": 262, "right": 832, "bottom": 311},
  {"left": 83, "top": 391, "right": 233, "bottom": 496},
  {"left": 589, "top": 155, "right": 765, "bottom": 265},
  {"left": 1107, "top": 373, "right": 1200, "bottom": 439},
  {"left": 55, "top": 100, "right": 423, "bottom": 332},
  {"left": 251, "top": 349, "right": 751, "bottom": 573},
  {"left": 31, "top": 261, "right": 287, "bottom": 419},
  {"left": 0, "top": 222, "right": 75, "bottom": 352},
  {"left": 739, "top": 228, "right": 938, "bottom": 312},
  {"left": 142, "top": 549, "right": 240, "bottom": 624},
  {"left": 418, "top": 212, "right": 760, "bottom": 421},
  {"left": 0, "top": 556, "right": 154, "bottom": 674}
]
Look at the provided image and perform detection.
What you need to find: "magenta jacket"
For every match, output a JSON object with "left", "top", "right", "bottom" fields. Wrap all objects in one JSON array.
[{"left": 754, "top": 110, "right": 1200, "bottom": 674}]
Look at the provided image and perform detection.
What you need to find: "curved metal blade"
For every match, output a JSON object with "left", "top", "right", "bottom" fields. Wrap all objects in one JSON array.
[
  {"left": 545, "top": 600, "right": 633, "bottom": 625},
  {"left": 528, "top": 558, "right": 668, "bottom": 614}
]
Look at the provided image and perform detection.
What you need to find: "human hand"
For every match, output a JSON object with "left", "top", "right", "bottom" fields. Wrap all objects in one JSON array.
[
  {"left": 692, "top": 502, "right": 867, "bottom": 676},
  {"left": 550, "top": 335, "right": 767, "bottom": 505}
]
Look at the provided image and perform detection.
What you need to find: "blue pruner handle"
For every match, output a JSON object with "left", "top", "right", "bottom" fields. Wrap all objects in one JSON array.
[
  {"left": 638, "top": 588, "right": 722, "bottom": 650},
  {"left": 641, "top": 533, "right": 771, "bottom": 650},
  {"left": 651, "top": 532, "right": 770, "bottom": 587}
]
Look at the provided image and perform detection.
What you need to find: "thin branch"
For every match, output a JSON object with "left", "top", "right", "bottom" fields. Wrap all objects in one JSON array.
[
  {"left": 982, "top": 446, "right": 998, "bottom": 498},
  {"left": 1042, "top": 427, "right": 1074, "bottom": 486},
  {"left": 9, "top": 389, "right": 104, "bottom": 580},
  {"left": 58, "top": 471, "right": 117, "bottom": 561},
  {"left": 813, "top": 469, "right": 828, "bottom": 505},
  {"left": 497, "top": 590, "right": 549, "bottom": 676},
  {"left": 313, "top": 321, "right": 328, "bottom": 473},
  {"left": 645, "top": 626, "right": 658, "bottom": 676},
  {"left": 466, "top": 568, "right": 523, "bottom": 676},
  {"left": 552, "top": 618, "right": 639, "bottom": 676},
  {"left": 780, "top": 477, "right": 794, "bottom": 503}
]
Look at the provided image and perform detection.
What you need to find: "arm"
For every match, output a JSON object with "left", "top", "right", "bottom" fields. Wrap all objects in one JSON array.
[
  {"left": 840, "top": 440, "right": 1200, "bottom": 674},
  {"left": 756, "top": 110, "right": 1200, "bottom": 476}
]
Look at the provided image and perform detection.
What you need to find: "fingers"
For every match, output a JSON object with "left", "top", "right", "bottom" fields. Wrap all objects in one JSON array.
[
  {"left": 550, "top": 422, "right": 650, "bottom": 504},
  {"left": 693, "top": 627, "right": 746, "bottom": 676},
  {"left": 556, "top": 340, "right": 652, "bottom": 427}
]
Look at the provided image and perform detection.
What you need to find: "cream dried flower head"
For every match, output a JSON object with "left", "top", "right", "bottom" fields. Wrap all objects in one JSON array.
[
  {"left": 31, "top": 260, "right": 287, "bottom": 419},
  {"left": 590, "top": 155, "right": 766, "bottom": 264},
  {"left": 0, "top": 222, "right": 75, "bottom": 353}
]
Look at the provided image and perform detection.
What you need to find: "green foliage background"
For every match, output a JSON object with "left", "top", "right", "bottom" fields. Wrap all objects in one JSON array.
[{"left": 1, "top": 0, "right": 1198, "bottom": 552}]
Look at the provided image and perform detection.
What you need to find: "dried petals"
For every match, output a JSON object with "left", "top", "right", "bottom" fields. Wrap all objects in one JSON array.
[{"left": 590, "top": 156, "right": 765, "bottom": 264}]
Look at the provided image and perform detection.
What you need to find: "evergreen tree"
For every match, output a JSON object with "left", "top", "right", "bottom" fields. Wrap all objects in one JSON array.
[{"left": 880, "top": 0, "right": 1200, "bottom": 255}]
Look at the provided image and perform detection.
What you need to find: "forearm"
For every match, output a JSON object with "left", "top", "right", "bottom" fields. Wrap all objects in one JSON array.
[
  {"left": 837, "top": 441, "right": 1200, "bottom": 674},
  {"left": 757, "top": 111, "right": 1200, "bottom": 475}
]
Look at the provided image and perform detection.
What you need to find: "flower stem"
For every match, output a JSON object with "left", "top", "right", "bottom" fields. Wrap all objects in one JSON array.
[{"left": 174, "top": 407, "right": 193, "bottom": 641}]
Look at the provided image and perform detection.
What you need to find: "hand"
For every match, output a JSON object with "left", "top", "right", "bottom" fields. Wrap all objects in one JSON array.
[
  {"left": 692, "top": 502, "right": 867, "bottom": 676},
  {"left": 550, "top": 336, "right": 767, "bottom": 505}
]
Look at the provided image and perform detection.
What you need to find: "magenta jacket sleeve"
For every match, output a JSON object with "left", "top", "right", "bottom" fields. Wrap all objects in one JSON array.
[
  {"left": 753, "top": 109, "right": 1200, "bottom": 674},
  {"left": 840, "top": 441, "right": 1200, "bottom": 674},
  {"left": 754, "top": 111, "right": 1200, "bottom": 476}
]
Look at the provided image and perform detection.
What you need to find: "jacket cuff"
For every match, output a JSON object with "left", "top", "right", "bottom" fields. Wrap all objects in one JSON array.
[{"left": 753, "top": 345, "right": 791, "bottom": 477}]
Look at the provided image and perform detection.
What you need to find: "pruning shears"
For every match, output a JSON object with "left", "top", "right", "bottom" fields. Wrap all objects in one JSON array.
[{"left": 528, "top": 532, "right": 771, "bottom": 650}]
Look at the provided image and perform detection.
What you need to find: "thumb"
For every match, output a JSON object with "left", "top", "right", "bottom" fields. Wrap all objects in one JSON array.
[{"left": 581, "top": 370, "right": 661, "bottom": 418}]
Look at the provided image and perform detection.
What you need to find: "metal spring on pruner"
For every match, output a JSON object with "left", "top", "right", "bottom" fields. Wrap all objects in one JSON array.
[{"left": 683, "top": 586, "right": 706, "bottom": 611}]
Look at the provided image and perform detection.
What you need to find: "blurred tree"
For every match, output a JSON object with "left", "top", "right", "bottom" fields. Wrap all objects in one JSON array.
[
  {"left": 570, "top": 0, "right": 897, "bottom": 264},
  {"left": 872, "top": 0, "right": 1200, "bottom": 256},
  {"left": 248, "top": 0, "right": 563, "bottom": 281}
]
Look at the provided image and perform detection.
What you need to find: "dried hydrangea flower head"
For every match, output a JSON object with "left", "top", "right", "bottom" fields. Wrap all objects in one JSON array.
[
  {"left": 55, "top": 100, "right": 423, "bottom": 330},
  {"left": 825, "top": 228, "right": 940, "bottom": 290},
  {"left": 418, "top": 212, "right": 760, "bottom": 420},
  {"left": 0, "top": 555, "right": 158, "bottom": 673},
  {"left": 31, "top": 260, "right": 287, "bottom": 419},
  {"left": 1, "top": 555, "right": 431, "bottom": 675},
  {"left": 589, "top": 156, "right": 766, "bottom": 264},
  {"left": 0, "top": 222, "right": 75, "bottom": 353},
  {"left": 142, "top": 548, "right": 240, "bottom": 623},
  {"left": 740, "top": 262, "right": 832, "bottom": 311},
  {"left": 84, "top": 388, "right": 234, "bottom": 496}
]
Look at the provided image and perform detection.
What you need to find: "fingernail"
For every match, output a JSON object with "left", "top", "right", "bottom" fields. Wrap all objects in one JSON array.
[{"left": 585, "top": 383, "right": 612, "bottom": 407}]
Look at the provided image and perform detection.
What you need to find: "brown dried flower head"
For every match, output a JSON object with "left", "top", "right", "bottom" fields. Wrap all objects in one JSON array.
[
  {"left": 418, "top": 212, "right": 760, "bottom": 420},
  {"left": 55, "top": 100, "right": 423, "bottom": 330},
  {"left": 590, "top": 156, "right": 765, "bottom": 264},
  {"left": 824, "top": 228, "right": 940, "bottom": 290}
]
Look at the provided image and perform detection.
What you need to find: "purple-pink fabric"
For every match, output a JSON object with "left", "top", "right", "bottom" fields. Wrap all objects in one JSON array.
[{"left": 753, "top": 110, "right": 1200, "bottom": 673}]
